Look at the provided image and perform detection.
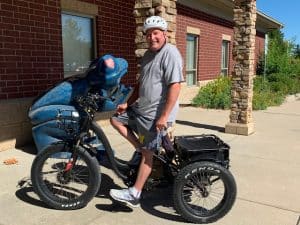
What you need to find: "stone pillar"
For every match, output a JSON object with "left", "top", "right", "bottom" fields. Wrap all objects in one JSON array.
[
  {"left": 225, "top": 0, "right": 256, "bottom": 135},
  {"left": 133, "top": 0, "right": 177, "bottom": 62}
]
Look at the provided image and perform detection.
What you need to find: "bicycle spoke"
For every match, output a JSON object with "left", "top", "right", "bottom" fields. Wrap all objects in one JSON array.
[
  {"left": 39, "top": 150, "right": 90, "bottom": 201},
  {"left": 182, "top": 170, "right": 225, "bottom": 215}
]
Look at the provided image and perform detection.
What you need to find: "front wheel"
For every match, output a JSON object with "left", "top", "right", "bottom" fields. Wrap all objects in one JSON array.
[
  {"left": 173, "top": 161, "right": 236, "bottom": 223},
  {"left": 31, "top": 143, "right": 101, "bottom": 210}
]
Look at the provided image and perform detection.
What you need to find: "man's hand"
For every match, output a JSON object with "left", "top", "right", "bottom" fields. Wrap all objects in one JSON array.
[
  {"left": 156, "top": 115, "right": 167, "bottom": 131},
  {"left": 156, "top": 82, "right": 181, "bottom": 131},
  {"left": 116, "top": 103, "right": 128, "bottom": 115}
]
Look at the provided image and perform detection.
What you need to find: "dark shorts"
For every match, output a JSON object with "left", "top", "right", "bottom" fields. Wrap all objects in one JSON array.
[{"left": 111, "top": 108, "right": 172, "bottom": 151}]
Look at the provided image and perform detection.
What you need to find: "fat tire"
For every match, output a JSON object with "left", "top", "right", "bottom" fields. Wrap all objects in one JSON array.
[
  {"left": 173, "top": 161, "right": 236, "bottom": 223},
  {"left": 31, "top": 143, "right": 101, "bottom": 210}
]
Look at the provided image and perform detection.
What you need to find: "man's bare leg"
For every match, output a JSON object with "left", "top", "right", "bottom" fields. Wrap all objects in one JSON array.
[
  {"left": 110, "top": 118, "right": 141, "bottom": 149},
  {"left": 133, "top": 149, "right": 153, "bottom": 191}
]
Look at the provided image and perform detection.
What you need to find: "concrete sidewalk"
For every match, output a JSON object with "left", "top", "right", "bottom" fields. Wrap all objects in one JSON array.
[{"left": 0, "top": 99, "right": 299, "bottom": 225}]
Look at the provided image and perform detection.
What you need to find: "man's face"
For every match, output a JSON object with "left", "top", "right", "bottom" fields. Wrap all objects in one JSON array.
[{"left": 145, "top": 28, "right": 166, "bottom": 52}]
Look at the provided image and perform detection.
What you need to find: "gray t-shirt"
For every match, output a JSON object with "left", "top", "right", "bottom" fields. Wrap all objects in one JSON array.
[{"left": 133, "top": 43, "right": 184, "bottom": 122}]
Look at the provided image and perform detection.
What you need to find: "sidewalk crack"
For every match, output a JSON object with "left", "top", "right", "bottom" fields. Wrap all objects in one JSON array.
[{"left": 237, "top": 197, "right": 300, "bottom": 214}]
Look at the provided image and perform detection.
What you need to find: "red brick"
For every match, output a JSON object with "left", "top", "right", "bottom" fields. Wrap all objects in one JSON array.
[
  {"left": 22, "top": 80, "right": 37, "bottom": 86},
  {"left": 17, "top": 7, "right": 33, "bottom": 14},
  {"left": 19, "top": 19, "right": 35, "bottom": 26},
  {"left": 8, "top": 92, "right": 23, "bottom": 98},
  {"left": 3, "top": 29, "right": 19, "bottom": 37},
  {"left": 1, "top": 3, "right": 16, "bottom": 11},
  {"left": 14, "top": 25, "right": 31, "bottom": 32},
  {"left": 1, "top": 48, "right": 16, "bottom": 55},
  {"left": 7, "top": 80, "right": 22, "bottom": 86},
  {"left": 21, "top": 43, "right": 34, "bottom": 49},
  {"left": 44, "top": 5, "right": 58, "bottom": 12},
  {"left": 0, "top": 0, "right": 13, "bottom": 4},
  {"left": 23, "top": 91, "right": 38, "bottom": 97},
  {"left": 19, "top": 31, "right": 35, "bottom": 38},
  {"left": 0, "top": 22, "right": 13, "bottom": 30},
  {"left": 21, "top": 85, "right": 34, "bottom": 91},
  {"left": 33, "top": 9, "right": 48, "bottom": 17},
  {"left": 0, "top": 81, "right": 7, "bottom": 88},
  {"left": 21, "top": 56, "right": 37, "bottom": 62},
  {"left": 14, "top": 12, "right": 30, "bottom": 20},
  {"left": 2, "top": 86, "right": 18, "bottom": 93},
  {"left": 1, "top": 75, "right": 17, "bottom": 80},
  {"left": 13, "top": 0, "right": 29, "bottom": 7},
  {"left": 31, "top": 51, "right": 46, "bottom": 57},
  {"left": 47, "top": 0, "right": 58, "bottom": 7},
  {"left": 29, "top": 2, "right": 44, "bottom": 11},
  {"left": 0, "top": 10, "right": 14, "bottom": 18},
  {"left": 5, "top": 55, "right": 21, "bottom": 61}
]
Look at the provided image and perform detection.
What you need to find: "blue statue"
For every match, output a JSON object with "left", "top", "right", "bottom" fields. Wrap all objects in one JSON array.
[{"left": 28, "top": 54, "right": 132, "bottom": 153}]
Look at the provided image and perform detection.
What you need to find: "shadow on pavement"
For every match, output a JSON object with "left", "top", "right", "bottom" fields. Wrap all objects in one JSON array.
[
  {"left": 95, "top": 202, "right": 133, "bottom": 213},
  {"left": 95, "top": 173, "right": 133, "bottom": 213},
  {"left": 176, "top": 119, "right": 225, "bottom": 132},
  {"left": 15, "top": 181, "right": 51, "bottom": 209},
  {"left": 17, "top": 143, "right": 37, "bottom": 155},
  {"left": 141, "top": 186, "right": 185, "bottom": 223},
  {"left": 96, "top": 173, "right": 122, "bottom": 198}
]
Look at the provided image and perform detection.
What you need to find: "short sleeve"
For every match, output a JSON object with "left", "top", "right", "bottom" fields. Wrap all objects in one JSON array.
[{"left": 162, "top": 45, "right": 184, "bottom": 85}]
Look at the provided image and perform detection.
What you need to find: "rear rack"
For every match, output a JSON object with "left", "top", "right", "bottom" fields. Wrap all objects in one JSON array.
[{"left": 174, "top": 134, "right": 230, "bottom": 167}]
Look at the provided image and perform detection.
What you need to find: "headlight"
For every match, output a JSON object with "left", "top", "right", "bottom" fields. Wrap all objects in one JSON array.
[{"left": 72, "top": 111, "right": 80, "bottom": 118}]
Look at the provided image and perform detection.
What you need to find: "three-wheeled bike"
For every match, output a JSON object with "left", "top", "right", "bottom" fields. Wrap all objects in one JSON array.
[{"left": 28, "top": 55, "right": 236, "bottom": 224}]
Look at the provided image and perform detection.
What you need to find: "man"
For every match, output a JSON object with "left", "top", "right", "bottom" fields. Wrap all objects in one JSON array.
[{"left": 109, "top": 16, "right": 184, "bottom": 207}]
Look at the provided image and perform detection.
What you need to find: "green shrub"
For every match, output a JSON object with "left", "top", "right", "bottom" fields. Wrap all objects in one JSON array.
[
  {"left": 192, "top": 77, "right": 231, "bottom": 109},
  {"left": 252, "top": 76, "right": 285, "bottom": 110},
  {"left": 266, "top": 73, "right": 300, "bottom": 95},
  {"left": 191, "top": 74, "right": 299, "bottom": 111}
]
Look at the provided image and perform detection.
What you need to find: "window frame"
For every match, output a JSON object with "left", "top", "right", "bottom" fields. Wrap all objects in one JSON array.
[
  {"left": 61, "top": 11, "right": 97, "bottom": 77},
  {"left": 186, "top": 33, "right": 199, "bottom": 86},
  {"left": 221, "top": 40, "right": 230, "bottom": 76}
]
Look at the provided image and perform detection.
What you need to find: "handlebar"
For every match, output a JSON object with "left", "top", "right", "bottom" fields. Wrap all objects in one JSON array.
[{"left": 75, "top": 93, "right": 102, "bottom": 113}]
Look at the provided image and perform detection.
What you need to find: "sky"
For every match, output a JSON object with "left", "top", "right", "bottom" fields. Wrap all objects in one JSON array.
[{"left": 256, "top": 1, "right": 300, "bottom": 45}]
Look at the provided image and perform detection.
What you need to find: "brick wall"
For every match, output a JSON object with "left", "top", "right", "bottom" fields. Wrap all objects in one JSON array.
[
  {"left": 176, "top": 3, "right": 265, "bottom": 81},
  {"left": 0, "top": 0, "right": 63, "bottom": 99},
  {"left": 96, "top": 0, "right": 137, "bottom": 85},
  {"left": 0, "top": 0, "right": 137, "bottom": 100},
  {"left": 176, "top": 3, "right": 234, "bottom": 81}
]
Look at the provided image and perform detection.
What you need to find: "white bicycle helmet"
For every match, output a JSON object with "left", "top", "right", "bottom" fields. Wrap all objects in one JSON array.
[{"left": 143, "top": 16, "right": 168, "bottom": 33}]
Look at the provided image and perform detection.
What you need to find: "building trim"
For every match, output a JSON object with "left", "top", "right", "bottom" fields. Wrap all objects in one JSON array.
[
  {"left": 61, "top": 0, "right": 98, "bottom": 16},
  {"left": 187, "top": 26, "right": 201, "bottom": 35}
]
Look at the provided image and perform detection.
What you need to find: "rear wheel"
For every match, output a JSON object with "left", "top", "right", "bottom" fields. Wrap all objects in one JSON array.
[
  {"left": 31, "top": 143, "right": 101, "bottom": 209},
  {"left": 173, "top": 161, "right": 236, "bottom": 223}
]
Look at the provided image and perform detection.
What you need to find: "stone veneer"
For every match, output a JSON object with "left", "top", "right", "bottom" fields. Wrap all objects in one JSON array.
[{"left": 225, "top": 0, "right": 256, "bottom": 135}]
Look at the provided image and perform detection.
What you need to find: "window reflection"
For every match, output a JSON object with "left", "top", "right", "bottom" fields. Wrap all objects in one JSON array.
[
  {"left": 61, "top": 13, "right": 94, "bottom": 77},
  {"left": 186, "top": 34, "right": 198, "bottom": 86},
  {"left": 221, "top": 40, "right": 229, "bottom": 76}
]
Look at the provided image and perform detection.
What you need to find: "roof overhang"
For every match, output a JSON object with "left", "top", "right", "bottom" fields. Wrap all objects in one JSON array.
[
  {"left": 177, "top": 0, "right": 283, "bottom": 34},
  {"left": 256, "top": 10, "right": 283, "bottom": 33}
]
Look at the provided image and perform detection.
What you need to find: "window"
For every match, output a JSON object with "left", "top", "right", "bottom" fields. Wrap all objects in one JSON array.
[
  {"left": 186, "top": 34, "right": 198, "bottom": 86},
  {"left": 61, "top": 13, "right": 95, "bottom": 77},
  {"left": 221, "top": 40, "right": 230, "bottom": 76}
]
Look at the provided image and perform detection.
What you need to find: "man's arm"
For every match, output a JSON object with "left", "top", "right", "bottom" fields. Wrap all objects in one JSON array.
[
  {"left": 116, "top": 83, "right": 139, "bottom": 114},
  {"left": 156, "top": 82, "right": 181, "bottom": 130},
  {"left": 127, "top": 83, "right": 139, "bottom": 106}
]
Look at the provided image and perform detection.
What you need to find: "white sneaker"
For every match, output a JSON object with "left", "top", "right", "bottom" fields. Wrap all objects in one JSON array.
[{"left": 110, "top": 188, "right": 140, "bottom": 208}]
